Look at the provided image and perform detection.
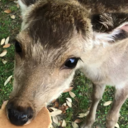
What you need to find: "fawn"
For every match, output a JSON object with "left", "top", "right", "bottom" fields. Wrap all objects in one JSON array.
[{"left": 5, "top": 0, "right": 128, "bottom": 127}]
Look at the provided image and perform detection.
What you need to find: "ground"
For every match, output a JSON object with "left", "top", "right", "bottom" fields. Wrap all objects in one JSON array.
[{"left": 0, "top": 0, "right": 128, "bottom": 128}]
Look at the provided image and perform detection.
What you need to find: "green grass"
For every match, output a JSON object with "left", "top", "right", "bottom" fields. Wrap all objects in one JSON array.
[
  {"left": 0, "top": 0, "right": 20, "bottom": 106},
  {"left": 0, "top": 1, "right": 128, "bottom": 128}
]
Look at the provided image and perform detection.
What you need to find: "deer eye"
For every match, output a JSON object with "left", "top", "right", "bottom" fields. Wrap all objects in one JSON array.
[
  {"left": 14, "top": 40, "right": 22, "bottom": 53},
  {"left": 64, "top": 58, "right": 79, "bottom": 69}
]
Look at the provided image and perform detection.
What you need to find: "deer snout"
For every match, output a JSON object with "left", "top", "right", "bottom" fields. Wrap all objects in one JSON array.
[{"left": 6, "top": 102, "right": 33, "bottom": 126}]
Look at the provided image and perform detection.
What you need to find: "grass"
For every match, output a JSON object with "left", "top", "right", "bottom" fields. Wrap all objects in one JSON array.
[
  {"left": 0, "top": 0, "right": 20, "bottom": 106},
  {"left": 0, "top": 1, "right": 128, "bottom": 128}
]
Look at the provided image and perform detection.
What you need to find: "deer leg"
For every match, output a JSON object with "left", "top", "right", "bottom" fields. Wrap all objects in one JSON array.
[
  {"left": 81, "top": 84, "right": 105, "bottom": 128},
  {"left": 106, "top": 87, "right": 128, "bottom": 128}
]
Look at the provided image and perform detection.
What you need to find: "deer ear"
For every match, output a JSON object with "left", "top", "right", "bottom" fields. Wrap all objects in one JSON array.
[
  {"left": 94, "top": 22, "right": 128, "bottom": 44},
  {"left": 18, "top": 0, "right": 38, "bottom": 14}
]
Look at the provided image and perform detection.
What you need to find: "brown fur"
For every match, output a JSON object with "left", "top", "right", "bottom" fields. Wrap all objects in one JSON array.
[
  {"left": 26, "top": 0, "right": 91, "bottom": 48},
  {"left": 78, "top": 0, "right": 128, "bottom": 13},
  {"left": 92, "top": 13, "right": 128, "bottom": 32}
]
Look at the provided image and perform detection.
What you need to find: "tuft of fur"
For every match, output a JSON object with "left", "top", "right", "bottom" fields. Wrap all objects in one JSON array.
[
  {"left": 91, "top": 13, "right": 128, "bottom": 32},
  {"left": 25, "top": 0, "right": 92, "bottom": 49}
]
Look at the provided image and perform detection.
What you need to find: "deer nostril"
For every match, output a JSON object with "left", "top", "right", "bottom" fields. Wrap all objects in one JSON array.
[
  {"left": 21, "top": 114, "right": 28, "bottom": 120},
  {"left": 6, "top": 103, "right": 33, "bottom": 126}
]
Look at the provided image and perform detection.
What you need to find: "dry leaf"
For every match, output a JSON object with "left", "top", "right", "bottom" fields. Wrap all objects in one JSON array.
[
  {"left": 49, "top": 107, "right": 58, "bottom": 111},
  {"left": 54, "top": 101, "right": 59, "bottom": 108},
  {"left": 10, "top": 15, "right": 15, "bottom": 19},
  {"left": 50, "top": 109, "right": 62, "bottom": 117},
  {"left": 74, "top": 119, "right": 82, "bottom": 123},
  {"left": 72, "top": 122, "right": 79, "bottom": 128},
  {"left": 2, "top": 59, "right": 7, "bottom": 64},
  {"left": 1, "top": 38, "right": 5, "bottom": 45},
  {"left": 103, "top": 101, "right": 112, "bottom": 106},
  {"left": 59, "top": 104, "right": 68, "bottom": 114},
  {"left": 115, "top": 123, "right": 120, "bottom": 128},
  {"left": 52, "top": 116, "right": 59, "bottom": 125},
  {"left": 66, "top": 97, "right": 72, "bottom": 103},
  {"left": 63, "top": 87, "right": 73, "bottom": 93},
  {"left": 4, "top": 75, "right": 12, "bottom": 86},
  {"left": 69, "top": 91, "right": 76, "bottom": 98},
  {"left": 5, "top": 37, "right": 10, "bottom": 44},
  {"left": 62, "top": 103, "right": 67, "bottom": 106},
  {"left": 3, "top": 43, "right": 11, "bottom": 48},
  {"left": 4, "top": 9, "right": 11, "bottom": 13},
  {"left": 61, "top": 120, "right": 66, "bottom": 127},
  {"left": 0, "top": 50, "right": 7, "bottom": 57},
  {"left": 66, "top": 100, "right": 72, "bottom": 108},
  {"left": 78, "top": 111, "right": 89, "bottom": 118},
  {"left": 66, "top": 98, "right": 72, "bottom": 107}
]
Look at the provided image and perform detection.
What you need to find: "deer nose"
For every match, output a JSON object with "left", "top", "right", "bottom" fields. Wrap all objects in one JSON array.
[{"left": 6, "top": 102, "right": 33, "bottom": 126}]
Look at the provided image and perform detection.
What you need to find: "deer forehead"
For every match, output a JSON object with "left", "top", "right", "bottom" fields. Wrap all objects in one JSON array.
[{"left": 16, "top": 35, "right": 83, "bottom": 70}]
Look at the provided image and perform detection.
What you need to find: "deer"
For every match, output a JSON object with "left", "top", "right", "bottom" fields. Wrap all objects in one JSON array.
[{"left": 5, "top": 0, "right": 128, "bottom": 128}]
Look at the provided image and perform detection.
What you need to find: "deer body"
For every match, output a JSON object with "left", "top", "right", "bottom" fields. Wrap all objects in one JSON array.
[
  {"left": 5, "top": 0, "right": 128, "bottom": 127},
  {"left": 82, "top": 40, "right": 128, "bottom": 85},
  {"left": 79, "top": 38, "right": 128, "bottom": 128}
]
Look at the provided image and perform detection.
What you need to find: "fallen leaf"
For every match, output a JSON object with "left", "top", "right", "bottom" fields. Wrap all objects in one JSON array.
[
  {"left": 4, "top": 9, "right": 11, "bottom": 13},
  {"left": 66, "top": 97, "right": 72, "bottom": 103},
  {"left": 50, "top": 109, "right": 62, "bottom": 117},
  {"left": 52, "top": 116, "right": 59, "bottom": 125},
  {"left": 62, "top": 103, "right": 67, "bottom": 106},
  {"left": 2, "top": 59, "right": 7, "bottom": 64},
  {"left": 115, "top": 123, "right": 120, "bottom": 128},
  {"left": 59, "top": 104, "right": 68, "bottom": 114},
  {"left": 66, "top": 100, "right": 72, "bottom": 108},
  {"left": 10, "top": 15, "right": 15, "bottom": 19},
  {"left": 0, "top": 50, "right": 7, "bottom": 57},
  {"left": 74, "top": 119, "right": 83, "bottom": 123},
  {"left": 66, "top": 98, "right": 72, "bottom": 107},
  {"left": 63, "top": 87, "right": 73, "bottom": 93},
  {"left": 4, "top": 75, "right": 12, "bottom": 86},
  {"left": 61, "top": 120, "right": 66, "bottom": 127},
  {"left": 69, "top": 91, "right": 76, "bottom": 98},
  {"left": 103, "top": 101, "right": 112, "bottom": 106},
  {"left": 49, "top": 107, "right": 58, "bottom": 111},
  {"left": 72, "top": 122, "right": 79, "bottom": 128},
  {"left": 54, "top": 101, "right": 59, "bottom": 108},
  {"left": 5, "top": 37, "right": 10, "bottom": 44},
  {"left": 1, "top": 38, "right": 5, "bottom": 45},
  {"left": 3, "top": 43, "right": 11, "bottom": 48},
  {"left": 78, "top": 111, "right": 89, "bottom": 118}
]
